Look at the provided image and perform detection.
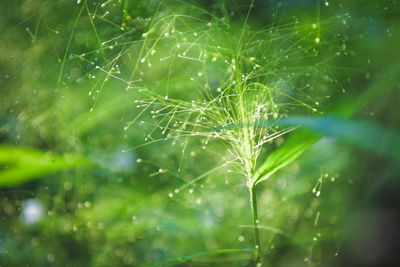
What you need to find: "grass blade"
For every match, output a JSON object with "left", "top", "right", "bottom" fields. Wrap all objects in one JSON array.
[
  {"left": 253, "top": 63, "right": 400, "bottom": 185},
  {"left": 152, "top": 248, "right": 256, "bottom": 266},
  {"left": 278, "top": 116, "right": 400, "bottom": 161},
  {"left": 0, "top": 146, "right": 89, "bottom": 187},
  {"left": 253, "top": 130, "right": 320, "bottom": 185}
]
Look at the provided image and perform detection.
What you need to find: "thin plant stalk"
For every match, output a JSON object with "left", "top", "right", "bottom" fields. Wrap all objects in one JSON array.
[
  {"left": 234, "top": 50, "right": 262, "bottom": 263},
  {"left": 249, "top": 183, "right": 261, "bottom": 264}
]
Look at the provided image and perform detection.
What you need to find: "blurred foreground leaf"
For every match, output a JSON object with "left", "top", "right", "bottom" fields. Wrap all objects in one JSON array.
[
  {"left": 278, "top": 116, "right": 400, "bottom": 161},
  {"left": 0, "top": 146, "right": 90, "bottom": 187},
  {"left": 254, "top": 63, "right": 400, "bottom": 185}
]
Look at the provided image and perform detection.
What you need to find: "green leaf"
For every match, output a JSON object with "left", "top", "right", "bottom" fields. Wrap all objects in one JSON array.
[
  {"left": 253, "top": 130, "right": 321, "bottom": 185},
  {"left": 253, "top": 63, "right": 400, "bottom": 185},
  {"left": 0, "top": 146, "right": 90, "bottom": 187},
  {"left": 278, "top": 116, "right": 400, "bottom": 161},
  {"left": 152, "top": 248, "right": 256, "bottom": 266}
]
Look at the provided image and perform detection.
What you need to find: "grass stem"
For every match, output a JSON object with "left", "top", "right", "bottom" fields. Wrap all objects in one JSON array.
[{"left": 249, "top": 184, "right": 261, "bottom": 265}]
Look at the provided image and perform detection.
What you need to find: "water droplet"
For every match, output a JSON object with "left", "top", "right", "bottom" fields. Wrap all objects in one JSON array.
[
  {"left": 64, "top": 181, "right": 72, "bottom": 191},
  {"left": 20, "top": 199, "right": 44, "bottom": 225},
  {"left": 168, "top": 192, "right": 173, "bottom": 198},
  {"left": 238, "top": 235, "right": 245, "bottom": 242}
]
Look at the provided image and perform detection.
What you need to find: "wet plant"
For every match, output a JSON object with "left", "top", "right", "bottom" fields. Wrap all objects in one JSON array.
[
  {"left": 92, "top": 0, "right": 349, "bottom": 264},
  {"left": 2, "top": 0, "right": 400, "bottom": 266}
]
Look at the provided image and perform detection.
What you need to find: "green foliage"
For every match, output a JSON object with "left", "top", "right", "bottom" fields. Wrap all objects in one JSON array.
[
  {"left": 0, "top": 146, "right": 89, "bottom": 187},
  {"left": 153, "top": 248, "right": 256, "bottom": 266},
  {"left": 254, "top": 130, "right": 321, "bottom": 186},
  {"left": 278, "top": 116, "right": 400, "bottom": 161},
  {"left": 1, "top": 0, "right": 400, "bottom": 266}
]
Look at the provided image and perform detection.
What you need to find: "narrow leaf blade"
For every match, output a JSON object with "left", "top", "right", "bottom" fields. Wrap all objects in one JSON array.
[
  {"left": 0, "top": 146, "right": 89, "bottom": 187},
  {"left": 152, "top": 248, "right": 255, "bottom": 266},
  {"left": 253, "top": 130, "right": 320, "bottom": 185}
]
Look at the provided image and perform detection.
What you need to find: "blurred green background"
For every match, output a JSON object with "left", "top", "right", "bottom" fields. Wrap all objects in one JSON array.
[{"left": 1, "top": 0, "right": 399, "bottom": 266}]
